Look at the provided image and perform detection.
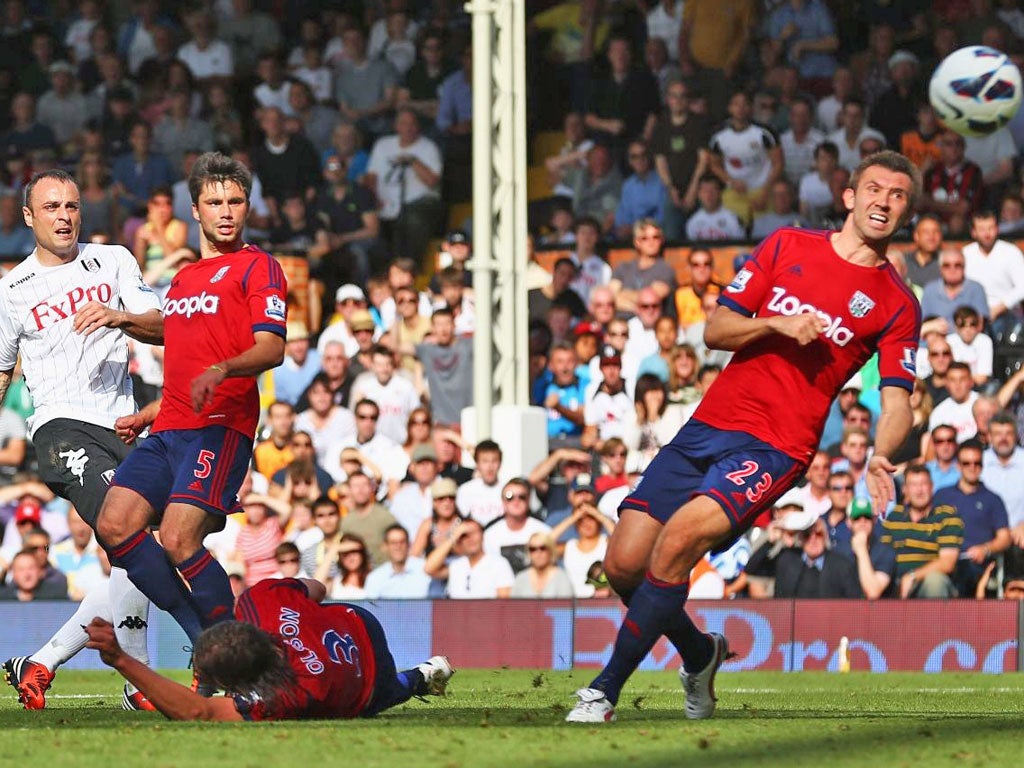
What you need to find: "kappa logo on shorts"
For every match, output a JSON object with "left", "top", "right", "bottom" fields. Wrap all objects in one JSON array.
[{"left": 58, "top": 447, "right": 89, "bottom": 486}]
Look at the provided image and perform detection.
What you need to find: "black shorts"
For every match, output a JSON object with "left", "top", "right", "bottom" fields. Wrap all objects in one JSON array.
[{"left": 33, "top": 418, "right": 134, "bottom": 528}]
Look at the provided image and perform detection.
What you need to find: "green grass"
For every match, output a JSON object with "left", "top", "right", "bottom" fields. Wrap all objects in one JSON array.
[{"left": 4, "top": 669, "right": 1024, "bottom": 768}]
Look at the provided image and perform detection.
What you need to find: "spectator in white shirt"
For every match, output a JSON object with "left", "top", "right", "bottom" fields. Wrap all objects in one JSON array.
[
  {"left": 962, "top": 210, "right": 1024, "bottom": 334},
  {"left": 424, "top": 518, "right": 514, "bottom": 598},
  {"left": 947, "top": 305, "right": 993, "bottom": 388},
  {"left": 929, "top": 363, "right": 980, "bottom": 443},
  {"left": 455, "top": 440, "right": 505, "bottom": 527},
  {"left": 364, "top": 524, "right": 431, "bottom": 598},
  {"left": 483, "top": 478, "right": 553, "bottom": 574},
  {"left": 348, "top": 345, "right": 421, "bottom": 444},
  {"left": 685, "top": 174, "right": 746, "bottom": 241}
]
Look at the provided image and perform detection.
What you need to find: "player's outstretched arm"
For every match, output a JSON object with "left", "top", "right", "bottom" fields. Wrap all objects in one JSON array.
[
  {"left": 85, "top": 619, "right": 243, "bottom": 721},
  {"left": 865, "top": 385, "right": 913, "bottom": 515},
  {"left": 704, "top": 305, "right": 825, "bottom": 351},
  {"left": 73, "top": 304, "right": 164, "bottom": 345}
]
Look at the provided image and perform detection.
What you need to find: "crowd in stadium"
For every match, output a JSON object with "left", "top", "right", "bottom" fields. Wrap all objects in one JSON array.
[{"left": 2, "top": 0, "right": 1024, "bottom": 605}]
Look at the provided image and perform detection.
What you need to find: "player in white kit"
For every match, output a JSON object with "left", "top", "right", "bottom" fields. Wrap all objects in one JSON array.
[{"left": 0, "top": 169, "right": 164, "bottom": 711}]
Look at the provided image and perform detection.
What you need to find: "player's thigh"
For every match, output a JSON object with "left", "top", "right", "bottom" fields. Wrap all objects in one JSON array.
[
  {"left": 604, "top": 509, "right": 662, "bottom": 584},
  {"left": 106, "top": 432, "right": 176, "bottom": 524},
  {"left": 33, "top": 419, "right": 133, "bottom": 528}
]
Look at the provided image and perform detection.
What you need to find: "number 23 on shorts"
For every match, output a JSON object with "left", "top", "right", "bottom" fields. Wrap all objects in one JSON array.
[{"left": 725, "top": 460, "right": 773, "bottom": 503}]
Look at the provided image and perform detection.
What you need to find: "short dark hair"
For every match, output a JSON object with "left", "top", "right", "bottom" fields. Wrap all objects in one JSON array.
[
  {"left": 952, "top": 305, "right": 981, "bottom": 326},
  {"left": 991, "top": 410, "right": 1018, "bottom": 431},
  {"left": 23, "top": 168, "right": 77, "bottom": 209},
  {"left": 904, "top": 463, "right": 932, "bottom": 482},
  {"left": 957, "top": 438, "right": 985, "bottom": 456},
  {"left": 311, "top": 495, "right": 339, "bottom": 515},
  {"left": 354, "top": 397, "right": 379, "bottom": 417},
  {"left": 850, "top": 150, "right": 922, "bottom": 216},
  {"left": 188, "top": 151, "right": 252, "bottom": 204},
  {"left": 274, "top": 541, "right": 300, "bottom": 559},
  {"left": 384, "top": 523, "right": 409, "bottom": 542},
  {"left": 474, "top": 439, "right": 502, "bottom": 461}
]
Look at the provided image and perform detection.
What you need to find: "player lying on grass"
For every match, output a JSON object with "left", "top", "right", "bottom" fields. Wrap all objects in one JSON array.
[{"left": 85, "top": 576, "right": 453, "bottom": 721}]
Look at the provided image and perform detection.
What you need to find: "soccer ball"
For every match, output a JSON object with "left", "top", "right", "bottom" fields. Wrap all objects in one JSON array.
[{"left": 929, "top": 45, "right": 1022, "bottom": 137}]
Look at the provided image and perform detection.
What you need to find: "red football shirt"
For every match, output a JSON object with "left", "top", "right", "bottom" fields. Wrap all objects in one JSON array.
[
  {"left": 697, "top": 228, "right": 920, "bottom": 462},
  {"left": 153, "top": 246, "right": 287, "bottom": 438},
  {"left": 231, "top": 579, "right": 377, "bottom": 720}
]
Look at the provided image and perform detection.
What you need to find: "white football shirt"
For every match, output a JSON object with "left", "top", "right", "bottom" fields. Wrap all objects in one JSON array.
[{"left": 0, "top": 243, "right": 161, "bottom": 437}]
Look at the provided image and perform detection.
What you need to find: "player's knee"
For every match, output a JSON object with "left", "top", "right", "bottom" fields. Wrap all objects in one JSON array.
[{"left": 603, "top": 550, "right": 645, "bottom": 595}]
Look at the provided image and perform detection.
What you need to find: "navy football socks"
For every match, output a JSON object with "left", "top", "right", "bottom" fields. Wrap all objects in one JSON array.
[
  {"left": 109, "top": 529, "right": 204, "bottom": 642},
  {"left": 590, "top": 573, "right": 690, "bottom": 705},
  {"left": 177, "top": 548, "right": 235, "bottom": 627}
]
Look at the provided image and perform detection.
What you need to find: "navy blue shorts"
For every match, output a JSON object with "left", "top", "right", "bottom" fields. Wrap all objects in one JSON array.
[
  {"left": 342, "top": 603, "right": 410, "bottom": 717},
  {"left": 620, "top": 418, "right": 807, "bottom": 538},
  {"left": 111, "top": 426, "right": 250, "bottom": 520}
]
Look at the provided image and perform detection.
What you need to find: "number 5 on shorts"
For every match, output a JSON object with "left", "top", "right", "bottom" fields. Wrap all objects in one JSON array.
[{"left": 194, "top": 449, "right": 216, "bottom": 479}]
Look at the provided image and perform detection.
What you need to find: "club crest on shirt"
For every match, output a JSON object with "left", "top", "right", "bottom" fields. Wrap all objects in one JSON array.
[
  {"left": 848, "top": 290, "right": 875, "bottom": 318},
  {"left": 726, "top": 268, "right": 753, "bottom": 294},
  {"left": 81, "top": 257, "right": 101, "bottom": 273},
  {"left": 210, "top": 265, "right": 230, "bottom": 283},
  {"left": 265, "top": 294, "right": 286, "bottom": 321}
]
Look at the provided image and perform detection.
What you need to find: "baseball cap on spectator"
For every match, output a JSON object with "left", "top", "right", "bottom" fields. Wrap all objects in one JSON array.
[
  {"left": 573, "top": 321, "right": 602, "bottom": 338},
  {"left": 774, "top": 487, "right": 804, "bottom": 510},
  {"left": 841, "top": 372, "right": 863, "bottom": 392},
  {"left": 335, "top": 284, "right": 365, "bottom": 303},
  {"left": 570, "top": 473, "right": 595, "bottom": 494},
  {"left": 888, "top": 50, "right": 918, "bottom": 70},
  {"left": 849, "top": 497, "right": 873, "bottom": 519},
  {"left": 15, "top": 497, "right": 42, "bottom": 525},
  {"left": 49, "top": 60, "right": 74, "bottom": 76},
  {"left": 286, "top": 322, "right": 309, "bottom": 342},
  {"left": 598, "top": 344, "right": 621, "bottom": 365},
  {"left": 431, "top": 477, "right": 458, "bottom": 499},
  {"left": 411, "top": 444, "right": 437, "bottom": 463},
  {"left": 446, "top": 230, "right": 469, "bottom": 246},
  {"left": 780, "top": 509, "right": 819, "bottom": 532},
  {"left": 348, "top": 310, "right": 375, "bottom": 332}
]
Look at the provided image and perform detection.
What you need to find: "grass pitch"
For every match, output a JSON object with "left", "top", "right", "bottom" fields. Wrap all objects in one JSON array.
[{"left": 3, "top": 669, "right": 1022, "bottom": 768}]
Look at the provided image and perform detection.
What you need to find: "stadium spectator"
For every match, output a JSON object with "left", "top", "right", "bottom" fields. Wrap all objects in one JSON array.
[
  {"left": 745, "top": 513, "right": 860, "bottom": 598},
  {"left": 593, "top": 437, "right": 629, "bottom": 496},
  {"left": 424, "top": 517, "right": 514, "bottom": 599},
  {"left": 299, "top": 496, "right": 342, "bottom": 581},
  {"left": 253, "top": 401, "right": 296, "bottom": 483},
  {"left": 365, "top": 523, "right": 430, "bottom": 598},
  {"left": 436, "top": 45, "right": 472, "bottom": 203},
  {"left": 111, "top": 119, "right": 174, "bottom": 217},
  {"left": 295, "top": 373, "right": 357, "bottom": 470},
  {"left": 225, "top": 4, "right": 282, "bottom": 79},
  {"left": 511, "top": 533, "right": 574, "bottom": 598},
  {"left": 985, "top": 412, "right": 1024, "bottom": 531},
  {"left": 567, "top": 218, "right": 609, "bottom": 305},
  {"left": 929, "top": 363, "right": 980, "bottom": 442},
  {"left": 528, "top": 257, "right": 586, "bottom": 324},
  {"left": 570, "top": 143, "right": 622, "bottom": 235},
  {"left": 153, "top": 88, "right": 214, "bottom": 175},
  {"left": 821, "top": 469, "right": 855, "bottom": 551},
  {"left": 764, "top": 0, "right": 839, "bottom": 92},
  {"left": 251, "top": 106, "right": 321, "bottom": 215},
  {"left": 318, "top": 534, "right": 370, "bottom": 600},
  {"left": 827, "top": 99, "right": 886, "bottom": 176},
  {"left": 17, "top": 527, "right": 67, "bottom": 597},
  {"left": 544, "top": 111, "right": 595, "bottom": 199},
  {"left": 483, "top": 478, "right": 552, "bottom": 574},
  {"left": 312, "top": 149, "right": 380, "bottom": 290},
  {"left": 270, "top": 542, "right": 307, "bottom": 580},
  {"left": 202, "top": 83, "right": 243, "bottom": 153},
  {"left": 650, "top": 79, "right": 712, "bottom": 240},
  {"left": 963, "top": 209, "right": 1024, "bottom": 334},
  {"left": 836, "top": 497, "right": 897, "bottom": 599},
  {"left": 3, "top": 92, "right": 56, "bottom": 156},
  {"left": 636, "top": 315, "right": 678, "bottom": 383},
  {"left": 339, "top": 471, "right": 398, "bottom": 568},
  {"left": 709, "top": 90, "right": 782, "bottom": 224},
  {"left": 881, "top": 465, "right": 963, "bottom": 598},
  {"left": 550, "top": 502, "right": 614, "bottom": 597},
  {"left": 334, "top": 25, "right": 397, "bottom": 142},
  {"left": 274, "top": 324, "right": 322, "bottom": 409},
  {"left": 542, "top": 341, "right": 585, "bottom": 446},
  {"left": 50, "top": 507, "right": 103, "bottom": 601},
  {"left": 396, "top": 30, "right": 448, "bottom": 123},
  {"left": 452, "top": 440, "right": 503, "bottom": 528},
  {"left": 871, "top": 51, "right": 924, "bottom": 149},
  {"left": 296, "top": 341, "right": 356, "bottom": 413},
  {"left": 415, "top": 308, "right": 474, "bottom": 428},
  {"left": 0, "top": 193, "right": 32, "bottom": 258},
  {"left": 582, "top": 34, "right": 660, "bottom": 160},
  {"left": 687, "top": 172, "right": 746, "bottom": 242},
  {"left": 798, "top": 450, "right": 833, "bottom": 517},
  {"left": 613, "top": 139, "right": 666, "bottom": 239},
  {"left": 134, "top": 186, "right": 190, "bottom": 294},
  {"left": 947, "top": 305, "right": 993, "bottom": 387},
  {"left": 751, "top": 179, "right": 810, "bottom": 239},
  {"left": 780, "top": 96, "right": 825, "bottom": 187},
  {"left": 232, "top": 493, "right": 291, "bottom": 588},
  {"left": 0, "top": 549, "right": 57, "bottom": 601},
  {"left": 934, "top": 439, "right": 1010, "bottom": 596},
  {"left": 177, "top": 9, "right": 233, "bottom": 83},
  {"left": 643, "top": 37, "right": 681, "bottom": 105},
  {"left": 389, "top": 442, "right": 441, "bottom": 537},
  {"left": 609, "top": 219, "right": 675, "bottom": 314},
  {"left": 365, "top": 107, "right": 443, "bottom": 266},
  {"left": 36, "top": 61, "right": 87, "bottom": 148},
  {"left": 900, "top": 101, "right": 943, "bottom": 174},
  {"left": 922, "top": 337, "right": 954, "bottom": 406},
  {"left": 925, "top": 423, "right": 961, "bottom": 492},
  {"left": 620, "top": 373, "right": 684, "bottom": 472},
  {"left": 920, "top": 248, "right": 990, "bottom": 327},
  {"left": 348, "top": 346, "right": 420, "bottom": 445},
  {"left": 904, "top": 214, "right": 943, "bottom": 294},
  {"left": 332, "top": 398, "right": 408, "bottom": 494},
  {"left": 965, "top": 127, "right": 1016, "bottom": 208},
  {"left": 582, "top": 344, "right": 631, "bottom": 451},
  {"left": 920, "top": 131, "right": 984, "bottom": 236},
  {"left": 677, "top": 0, "right": 757, "bottom": 120},
  {"left": 76, "top": 152, "right": 121, "bottom": 243}
]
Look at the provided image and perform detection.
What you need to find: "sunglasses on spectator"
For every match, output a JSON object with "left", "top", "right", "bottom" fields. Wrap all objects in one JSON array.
[
  {"left": 528, "top": 545, "right": 549, "bottom": 553},
  {"left": 830, "top": 485, "right": 853, "bottom": 492},
  {"left": 929, "top": 350, "right": 951, "bottom": 357},
  {"left": 636, "top": 234, "right": 663, "bottom": 241},
  {"left": 638, "top": 303, "right": 660, "bottom": 309},
  {"left": 940, "top": 263, "right": 964, "bottom": 269},
  {"left": 339, "top": 298, "right": 363, "bottom": 306},
  {"left": 690, "top": 261, "right": 712, "bottom": 268},
  {"left": 503, "top": 491, "right": 528, "bottom": 501},
  {"left": 959, "top": 460, "right": 982, "bottom": 467},
  {"left": 606, "top": 330, "right": 627, "bottom": 337},
  {"left": 396, "top": 296, "right": 417, "bottom": 304},
  {"left": 411, "top": 418, "right": 431, "bottom": 425},
  {"left": 291, "top": 440, "right": 312, "bottom": 447},
  {"left": 956, "top": 320, "right": 978, "bottom": 328},
  {"left": 933, "top": 437, "right": 956, "bottom": 444},
  {"left": 27, "top": 544, "right": 49, "bottom": 552}
]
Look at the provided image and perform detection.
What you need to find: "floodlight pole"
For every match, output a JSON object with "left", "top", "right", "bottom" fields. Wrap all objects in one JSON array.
[{"left": 466, "top": 0, "right": 529, "bottom": 441}]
